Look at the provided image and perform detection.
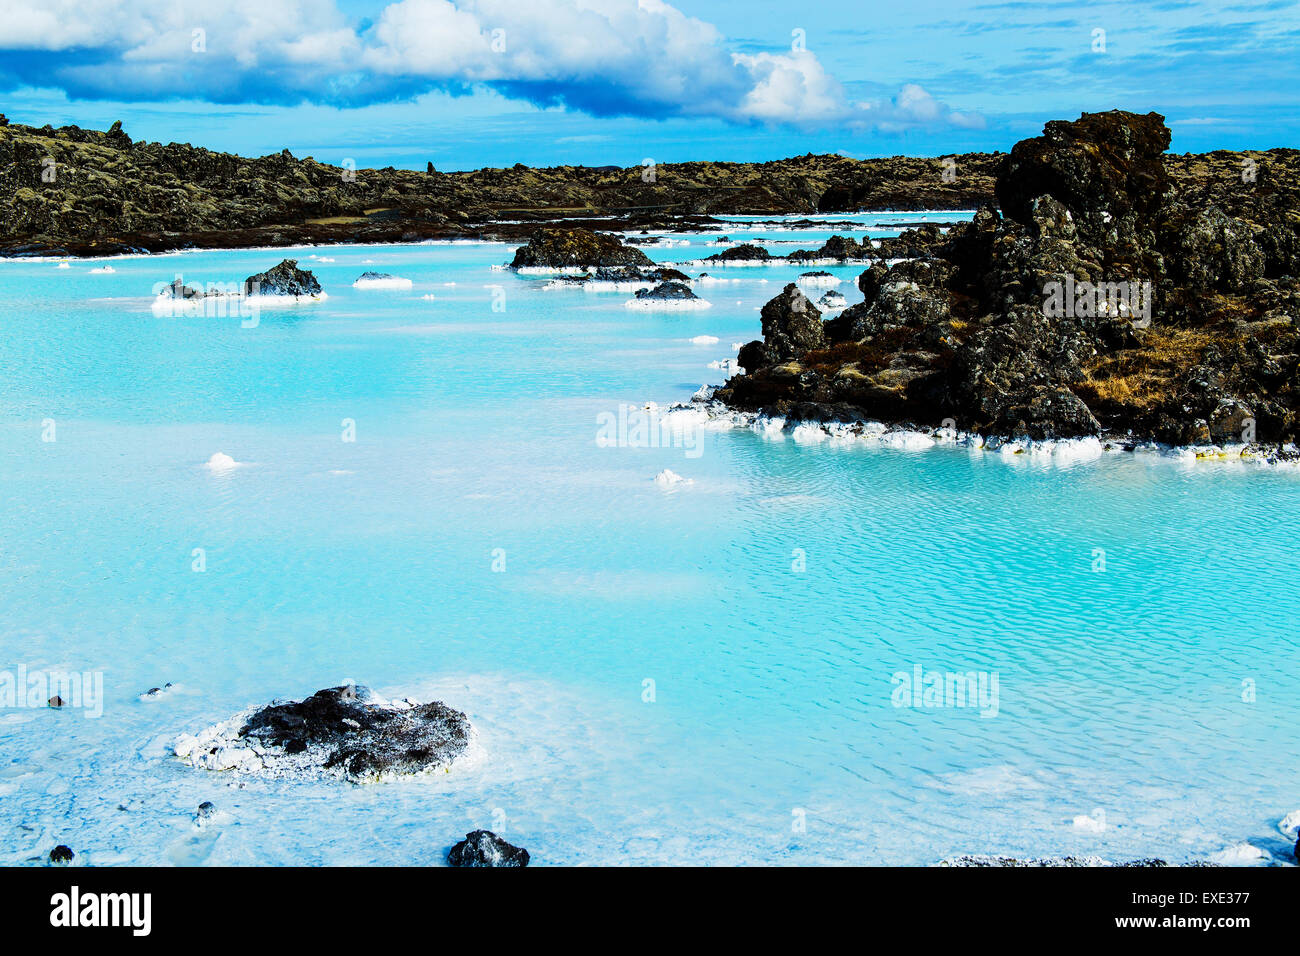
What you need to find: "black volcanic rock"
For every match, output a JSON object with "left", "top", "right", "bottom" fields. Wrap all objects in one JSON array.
[
  {"left": 789, "top": 234, "right": 871, "bottom": 261},
  {"left": 546, "top": 265, "right": 690, "bottom": 286},
  {"left": 705, "top": 243, "right": 773, "bottom": 262},
  {"left": 718, "top": 110, "right": 1300, "bottom": 446},
  {"left": 49, "top": 845, "right": 74, "bottom": 864},
  {"left": 758, "top": 283, "right": 824, "bottom": 361},
  {"left": 234, "top": 684, "right": 471, "bottom": 782},
  {"left": 159, "top": 278, "right": 206, "bottom": 300},
  {"left": 447, "top": 830, "right": 530, "bottom": 868},
  {"left": 243, "top": 259, "right": 321, "bottom": 297},
  {"left": 995, "top": 110, "right": 1171, "bottom": 256},
  {"left": 510, "top": 228, "right": 652, "bottom": 268},
  {"left": 634, "top": 280, "right": 698, "bottom": 300}
]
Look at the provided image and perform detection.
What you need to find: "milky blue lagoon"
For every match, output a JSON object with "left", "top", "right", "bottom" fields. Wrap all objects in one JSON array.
[{"left": 2, "top": 214, "right": 1297, "bottom": 865}]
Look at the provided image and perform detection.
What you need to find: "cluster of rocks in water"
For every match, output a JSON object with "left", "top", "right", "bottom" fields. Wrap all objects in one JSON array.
[
  {"left": 245, "top": 258, "right": 323, "bottom": 297},
  {"left": 704, "top": 243, "right": 776, "bottom": 263},
  {"left": 515, "top": 229, "right": 709, "bottom": 302},
  {"left": 633, "top": 280, "right": 701, "bottom": 302},
  {"left": 718, "top": 110, "right": 1300, "bottom": 449},
  {"left": 175, "top": 683, "right": 471, "bottom": 783},
  {"left": 158, "top": 258, "right": 324, "bottom": 300},
  {"left": 157, "top": 260, "right": 424, "bottom": 301},
  {"left": 541, "top": 262, "right": 691, "bottom": 286},
  {"left": 168, "top": 683, "right": 536, "bottom": 865},
  {"left": 510, "top": 228, "right": 653, "bottom": 269}
]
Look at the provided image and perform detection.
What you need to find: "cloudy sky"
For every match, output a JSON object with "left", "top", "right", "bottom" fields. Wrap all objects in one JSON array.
[{"left": 1, "top": 0, "right": 1296, "bottom": 169}]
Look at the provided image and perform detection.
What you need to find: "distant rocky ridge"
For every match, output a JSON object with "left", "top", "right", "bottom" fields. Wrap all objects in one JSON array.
[
  {"left": 2, "top": 114, "right": 1291, "bottom": 264},
  {"left": 0, "top": 114, "right": 997, "bottom": 256},
  {"left": 719, "top": 111, "right": 1300, "bottom": 448}
]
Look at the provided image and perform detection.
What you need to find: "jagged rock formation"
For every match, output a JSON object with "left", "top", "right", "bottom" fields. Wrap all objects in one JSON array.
[
  {"left": 509, "top": 227, "right": 652, "bottom": 268},
  {"left": 719, "top": 111, "right": 1300, "bottom": 446},
  {"left": 243, "top": 259, "right": 322, "bottom": 297}
]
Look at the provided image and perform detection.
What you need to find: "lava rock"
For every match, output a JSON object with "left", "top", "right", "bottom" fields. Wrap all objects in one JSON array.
[
  {"left": 447, "top": 830, "right": 530, "bottom": 868},
  {"left": 243, "top": 259, "right": 322, "bottom": 297},
  {"left": 510, "top": 228, "right": 652, "bottom": 268},
  {"left": 633, "top": 281, "right": 698, "bottom": 300},
  {"left": 49, "top": 845, "right": 74, "bottom": 864},
  {"left": 157, "top": 278, "right": 211, "bottom": 300},
  {"left": 789, "top": 234, "right": 871, "bottom": 262},
  {"left": 233, "top": 684, "right": 471, "bottom": 782},
  {"left": 995, "top": 109, "right": 1171, "bottom": 257},
  {"left": 720, "top": 109, "right": 1300, "bottom": 446},
  {"left": 704, "top": 243, "right": 773, "bottom": 262},
  {"left": 760, "top": 283, "right": 824, "bottom": 360},
  {"left": 818, "top": 290, "right": 848, "bottom": 310}
]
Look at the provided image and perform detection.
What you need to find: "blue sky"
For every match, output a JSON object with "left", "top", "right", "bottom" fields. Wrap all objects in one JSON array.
[{"left": 1, "top": 0, "right": 1297, "bottom": 169}]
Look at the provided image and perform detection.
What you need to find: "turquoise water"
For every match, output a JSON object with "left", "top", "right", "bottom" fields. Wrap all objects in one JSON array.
[{"left": 1, "top": 216, "right": 1297, "bottom": 866}]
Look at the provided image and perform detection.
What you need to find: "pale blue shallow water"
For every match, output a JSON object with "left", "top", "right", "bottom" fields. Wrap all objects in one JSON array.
[{"left": 1, "top": 215, "right": 1297, "bottom": 866}]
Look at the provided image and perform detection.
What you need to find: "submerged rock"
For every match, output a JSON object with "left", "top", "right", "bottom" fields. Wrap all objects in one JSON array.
[
  {"left": 447, "top": 830, "right": 530, "bottom": 868},
  {"left": 175, "top": 684, "right": 472, "bottom": 783},
  {"left": 510, "top": 228, "right": 652, "bottom": 269},
  {"left": 243, "top": 259, "right": 322, "bottom": 298},
  {"left": 352, "top": 271, "right": 413, "bottom": 289}
]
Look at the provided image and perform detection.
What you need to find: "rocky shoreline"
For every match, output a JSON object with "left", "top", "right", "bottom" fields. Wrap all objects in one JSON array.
[
  {"left": 669, "top": 393, "right": 1300, "bottom": 467},
  {"left": 717, "top": 111, "right": 1300, "bottom": 447}
]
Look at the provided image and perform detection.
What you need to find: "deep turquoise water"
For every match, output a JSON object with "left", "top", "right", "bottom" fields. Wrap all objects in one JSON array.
[{"left": 1, "top": 215, "right": 1297, "bottom": 866}]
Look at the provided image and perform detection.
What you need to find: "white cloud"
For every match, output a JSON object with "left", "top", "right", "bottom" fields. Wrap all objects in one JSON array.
[{"left": 0, "top": 0, "right": 979, "bottom": 130}]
